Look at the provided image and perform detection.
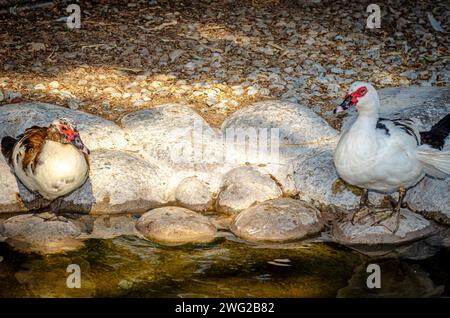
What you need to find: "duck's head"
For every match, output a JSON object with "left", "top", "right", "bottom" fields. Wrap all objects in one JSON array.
[
  {"left": 49, "top": 118, "right": 90, "bottom": 155},
  {"left": 334, "top": 82, "right": 379, "bottom": 115}
]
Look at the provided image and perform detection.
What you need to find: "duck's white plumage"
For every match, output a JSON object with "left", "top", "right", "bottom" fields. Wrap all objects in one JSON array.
[
  {"left": 12, "top": 140, "right": 89, "bottom": 200},
  {"left": 334, "top": 81, "right": 450, "bottom": 195}
]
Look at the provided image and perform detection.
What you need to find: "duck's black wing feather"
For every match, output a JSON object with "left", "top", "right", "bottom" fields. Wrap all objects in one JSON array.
[
  {"left": 377, "top": 117, "right": 420, "bottom": 145},
  {"left": 1, "top": 136, "right": 18, "bottom": 165}
]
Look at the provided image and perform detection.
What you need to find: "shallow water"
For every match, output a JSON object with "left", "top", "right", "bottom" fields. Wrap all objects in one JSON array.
[{"left": 0, "top": 236, "right": 448, "bottom": 298}]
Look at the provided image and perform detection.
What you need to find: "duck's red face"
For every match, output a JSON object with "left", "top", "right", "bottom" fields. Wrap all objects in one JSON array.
[
  {"left": 52, "top": 118, "right": 90, "bottom": 155},
  {"left": 334, "top": 86, "right": 368, "bottom": 114}
]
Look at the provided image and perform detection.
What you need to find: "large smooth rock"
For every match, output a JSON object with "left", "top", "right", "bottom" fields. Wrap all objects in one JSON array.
[
  {"left": 216, "top": 166, "right": 282, "bottom": 214},
  {"left": 222, "top": 100, "right": 338, "bottom": 145},
  {"left": 406, "top": 177, "right": 450, "bottom": 225},
  {"left": 51, "top": 149, "right": 170, "bottom": 214},
  {"left": 135, "top": 207, "right": 217, "bottom": 245},
  {"left": 121, "top": 104, "right": 236, "bottom": 199},
  {"left": 230, "top": 198, "right": 325, "bottom": 243},
  {"left": 0, "top": 102, "right": 128, "bottom": 151},
  {"left": 332, "top": 209, "right": 435, "bottom": 246},
  {"left": 2, "top": 213, "right": 84, "bottom": 254},
  {"left": 222, "top": 100, "right": 339, "bottom": 194},
  {"left": 175, "top": 176, "right": 214, "bottom": 212},
  {"left": 379, "top": 86, "right": 450, "bottom": 130}
]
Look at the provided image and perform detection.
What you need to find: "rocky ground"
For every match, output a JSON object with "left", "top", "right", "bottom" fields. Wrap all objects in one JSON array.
[
  {"left": 0, "top": 0, "right": 449, "bottom": 129},
  {"left": 0, "top": 85, "right": 449, "bottom": 254}
]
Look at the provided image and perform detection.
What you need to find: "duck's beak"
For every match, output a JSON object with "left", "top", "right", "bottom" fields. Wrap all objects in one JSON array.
[
  {"left": 334, "top": 95, "right": 354, "bottom": 114},
  {"left": 71, "top": 135, "right": 90, "bottom": 155}
]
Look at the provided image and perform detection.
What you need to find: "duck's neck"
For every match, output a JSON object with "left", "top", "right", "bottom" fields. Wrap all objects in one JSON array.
[{"left": 351, "top": 101, "right": 380, "bottom": 134}]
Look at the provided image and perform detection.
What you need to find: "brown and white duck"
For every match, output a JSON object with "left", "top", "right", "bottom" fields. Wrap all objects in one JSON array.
[{"left": 1, "top": 118, "right": 90, "bottom": 200}]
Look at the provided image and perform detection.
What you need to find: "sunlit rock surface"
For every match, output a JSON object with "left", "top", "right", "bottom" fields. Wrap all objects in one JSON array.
[
  {"left": 51, "top": 149, "right": 170, "bottom": 214},
  {"left": 136, "top": 207, "right": 217, "bottom": 245},
  {"left": 0, "top": 102, "right": 128, "bottom": 151},
  {"left": 216, "top": 166, "right": 282, "bottom": 214},
  {"left": 230, "top": 198, "right": 325, "bottom": 243},
  {"left": 2, "top": 213, "right": 84, "bottom": 254},
  {"left": 222, "top": 100, "right": 339, "bottom": 195}
]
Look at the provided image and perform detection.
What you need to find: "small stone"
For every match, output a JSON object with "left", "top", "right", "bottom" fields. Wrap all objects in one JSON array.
[
  {"left": 68, "top": 98, "right": 81, "bottom": 110},
  {"left": 6, "top": 91, "right": 22, "bottom": 101},
  {"left": 331, "top": 67, "right": 344, "bottom": 74},
  {"left": 34, "top": 84, "right": 46, "bottom": 90},
  {"left": 49, "top": 81, "right": 60, "bottom": 89},
  {"left": 230, "top": 198, "right": 325, "bottom": 243},
  {"left": 247, "top": 86, "right": 259, "bottom": 96},
  {"left": 175, "top": 177, "right": 213, "bottom": 212},
  {"left": 136, "top": 207, "right": 217, "bottom": 245},
  {"left": 169, "top": 49, "right": 184, "bottom": 62},
  {"left": 232, "top": 86, "right": 245, "bottom": 96},
  {"left": 118, "top": 280, "right": 133, "bottom": 290}
]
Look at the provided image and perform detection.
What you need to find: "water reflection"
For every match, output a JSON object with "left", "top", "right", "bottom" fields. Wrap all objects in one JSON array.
[{"left": 0, "top": 234, "right": 448, "bottom": 298}]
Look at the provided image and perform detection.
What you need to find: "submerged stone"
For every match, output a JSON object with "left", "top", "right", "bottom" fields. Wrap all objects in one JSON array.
[{"left": 2, "top": 213, "right": 84, "bottom": 254}]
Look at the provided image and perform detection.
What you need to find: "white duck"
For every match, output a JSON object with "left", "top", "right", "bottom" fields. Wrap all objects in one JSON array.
[
  {"left": 1, "top": 118, "right": 90, "bottom": 200},
  {"left": 333, "top": 82, "right": 450, "bottom": 228}
]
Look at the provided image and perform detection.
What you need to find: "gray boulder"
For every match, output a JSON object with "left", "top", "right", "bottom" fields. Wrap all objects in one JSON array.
[
  {"left": 222, "top": 100, "right": 339, "bottom": 195},
  {"left": 406, "top": 177, "right": 450, "bottom": 225},
  {"left": 121, "top": 104, "right": 235, "bottom": 199}
]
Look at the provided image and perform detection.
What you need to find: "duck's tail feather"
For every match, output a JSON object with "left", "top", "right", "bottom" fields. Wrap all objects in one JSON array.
[
  {"left": 417, "top": 145, "right": 450, "bottom": 178},
  {"left": 1, "top": 136, "right": 17, "bottom": 165}
]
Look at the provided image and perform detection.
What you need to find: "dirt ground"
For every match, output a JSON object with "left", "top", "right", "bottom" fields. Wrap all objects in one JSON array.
[{"left": 0, "top": 0, "right": 448, "bottom": 128}]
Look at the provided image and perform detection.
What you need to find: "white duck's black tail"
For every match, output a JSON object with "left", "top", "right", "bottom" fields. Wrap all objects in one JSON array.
[
  {"left": 420, "top": 114, "right": 450, "bottom": 150},
  {"left": 417, "top": 114, "right": 450, "bottom": 178}
]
